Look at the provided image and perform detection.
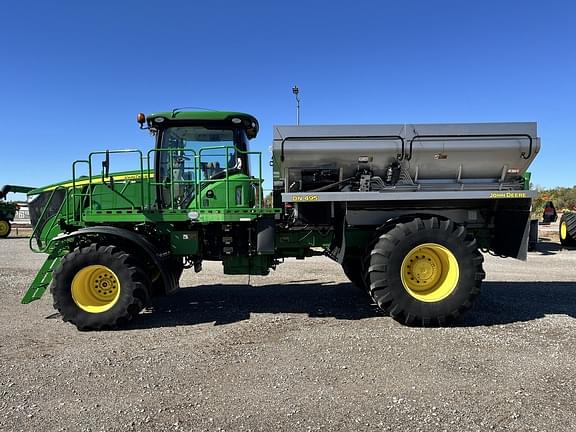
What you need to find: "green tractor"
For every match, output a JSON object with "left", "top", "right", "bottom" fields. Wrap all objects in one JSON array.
[
  {"left": 22, "top": 110, "right": 539, "bottom": 330},
  {"left": 0, "top": 185, "right": 35, "bottom": 238},
  {"left": 23, "top": 111, "right": 283, "bottom": 329}
]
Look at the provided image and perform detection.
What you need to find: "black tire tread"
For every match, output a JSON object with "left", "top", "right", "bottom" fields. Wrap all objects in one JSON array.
[
  {"left": 368, "top": 217, "right": 485, "bottom": 327},
  {"left": 51, "top": 243, "right": 151, "bottom": 330},
  {"left": 0, "top": 219, "right": 11, "bottom": 238},
  {"left": 560, "top": 212, "right": 576, "bottom": 246},
  {"left": 341, "top": 257, "right": 369, "bottom": 292}
]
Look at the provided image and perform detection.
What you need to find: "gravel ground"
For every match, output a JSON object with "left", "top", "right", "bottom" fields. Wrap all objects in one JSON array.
[{"left": 1, "top": 237, "right": 575, "bottom": 432}]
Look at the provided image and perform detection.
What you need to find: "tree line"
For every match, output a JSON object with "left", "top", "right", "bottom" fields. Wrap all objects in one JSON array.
[{"left": 531, "top": 185, "right": 576, "bottom": 218}]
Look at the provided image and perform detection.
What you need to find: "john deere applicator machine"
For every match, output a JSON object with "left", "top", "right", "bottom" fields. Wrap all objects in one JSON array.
[{"left": 21, "top": 110, "right": 540, "bottom": 329}]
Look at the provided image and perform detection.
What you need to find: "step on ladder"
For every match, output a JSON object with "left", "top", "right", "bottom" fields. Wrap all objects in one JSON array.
[{"left": 21, "top": 253, "right": 62, "bottom": 304}]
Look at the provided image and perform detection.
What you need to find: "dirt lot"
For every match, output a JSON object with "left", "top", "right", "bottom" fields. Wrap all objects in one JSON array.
[{"left": 1, "top": 237, "right": 575, "bottom": 432}]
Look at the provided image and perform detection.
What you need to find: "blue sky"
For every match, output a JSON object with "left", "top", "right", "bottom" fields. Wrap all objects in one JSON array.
[{"left": 1, "top": 0, "right": 575, "bottom": 199}]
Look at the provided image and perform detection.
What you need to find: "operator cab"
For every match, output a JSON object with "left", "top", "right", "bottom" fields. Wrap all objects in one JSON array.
[{"left": 140, "top": 110, "right": 259, "bottom": 209}]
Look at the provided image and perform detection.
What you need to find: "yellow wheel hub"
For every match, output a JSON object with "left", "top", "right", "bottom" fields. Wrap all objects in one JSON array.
[
  {"left": 401, "top": 243, "right": 459, "bottom": 302},
  {"left": 560, "top": 221, "right": 567, "bottom": 240},
  {"left": 71, "top": 265, "right": 121, "bottom": 313},
  {"left": 0, "top": 220, "right": 10, "bottom": 237}
]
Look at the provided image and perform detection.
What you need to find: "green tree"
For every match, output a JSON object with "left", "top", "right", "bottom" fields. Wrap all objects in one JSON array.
[{"left": 531, "top": 186, "right": 576, "bottom": 219}]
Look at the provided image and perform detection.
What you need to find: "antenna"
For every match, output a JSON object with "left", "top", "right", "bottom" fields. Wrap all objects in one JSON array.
[{"left": 292, "top": 85, "right": 300, "bottom": 125}]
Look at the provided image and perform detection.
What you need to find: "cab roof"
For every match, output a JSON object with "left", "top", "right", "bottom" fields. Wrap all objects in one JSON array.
[{"left": 146, "top": 110, "right": 259, "bottom": 138}]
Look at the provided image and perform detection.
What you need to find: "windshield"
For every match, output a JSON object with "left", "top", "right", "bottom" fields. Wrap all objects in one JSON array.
[{"left": 157, "top": 126, "right": 248, "bottom": 208}]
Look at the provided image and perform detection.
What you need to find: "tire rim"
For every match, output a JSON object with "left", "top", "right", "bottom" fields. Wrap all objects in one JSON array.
[
  {"left": 400, "top": 243, "right": 459, "bottom": 302},
  {"left": 0, "top": 220, "right": 9, "bottom": 237},
  {"left": 560, "top": 221, "right": 567, "bottom": 240},
  {"left": 71, "top": 265, "right": 121, "bottom": 313}
]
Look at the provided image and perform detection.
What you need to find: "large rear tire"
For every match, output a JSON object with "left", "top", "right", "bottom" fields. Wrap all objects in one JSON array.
[
  {"left": 0, "top": 219, "right": 11, "bottom": 238},
  {"left": 51, "top": 244, "right": 151, "bottom": 330},
  {"left": 559, "top": 212, "right": 576, "bottom": 246},
  {"left": 341, "top": 257, "right": 368, "bottom": 291},
  {"left": 368, "top": 217, "right": 484, "bottom": 326}
]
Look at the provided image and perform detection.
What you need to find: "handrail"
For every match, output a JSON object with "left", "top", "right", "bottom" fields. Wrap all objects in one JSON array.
[
  {"left": 29, "top": 144, "right": 266, "bottom": 253},
  {"left": 147, "top": 148, "right": 197, "bottom": 210},
  {"left": 66, "top": 146, "right": 265, "bottom": 216},
  {"left": 198, "top": 145, "right": 263, "bottom": 209},
  {"left": 406, "top": 133, "right": 534, "bottom": 161},
  {"left": 87, "top": 150, "right": 145, "bottom": 210},
  {"left": 147, "top": 145, "right": 264, "bottom": 210},
  {"left": 72, "top": 160, "right": 90, "bottom": 222}
]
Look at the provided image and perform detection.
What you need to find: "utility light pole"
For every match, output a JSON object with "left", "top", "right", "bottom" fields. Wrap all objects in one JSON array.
[{"left": 292, "top": 85, "right": 300, "bottom": 125}]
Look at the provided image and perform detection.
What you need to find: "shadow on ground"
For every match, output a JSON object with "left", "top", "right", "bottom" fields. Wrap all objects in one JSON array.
[
  {"left": 532, "top": 240, "right": 575, "bottom": 255},
  {"left": 123, "top": 279, "right": 576, "bottom": 330},
  {"left": 125, "top": 282, "right": 381, "bottom": 330},
  {"left": 459, "top": 281, "right": 576, "bottom": 326}
]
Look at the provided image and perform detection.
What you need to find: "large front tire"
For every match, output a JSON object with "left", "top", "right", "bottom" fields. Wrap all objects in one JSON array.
[
  {"left": 51, "top": 244, "right": 151, "bottom": 330},
  {"left": 368, "top": 217, "right": 485, "bottom": 326}
]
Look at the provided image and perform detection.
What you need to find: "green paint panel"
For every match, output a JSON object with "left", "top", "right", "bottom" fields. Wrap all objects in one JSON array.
[
  {"left": 170, "top": 231, "right": 200, "bottom": 255},
  {"left": 198, "top": 208, "right": 279, "bottom": 223},
  {"left": 27, "top": 170, "right": 153, "bottom": 195},
  {"left": 222, "top": 255, "right": 273, "bottom": 275},
  {"left": 523, "top": 171, "right": 532, "bottom": 189},
  {"left": 89, "top": 180, "right": 153, "bottom": 212},
  {"left": 193, "top": 173, "right": 255, "bottom": 209},
  {"left": 344, "top": 228, "right": 375, "bottom": 249},
  {"left": 275, "top": 228, "right": 333, "bottom": 259},
  {"left": 276, "top": 229, "right": 333, "bottom": 249}
]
